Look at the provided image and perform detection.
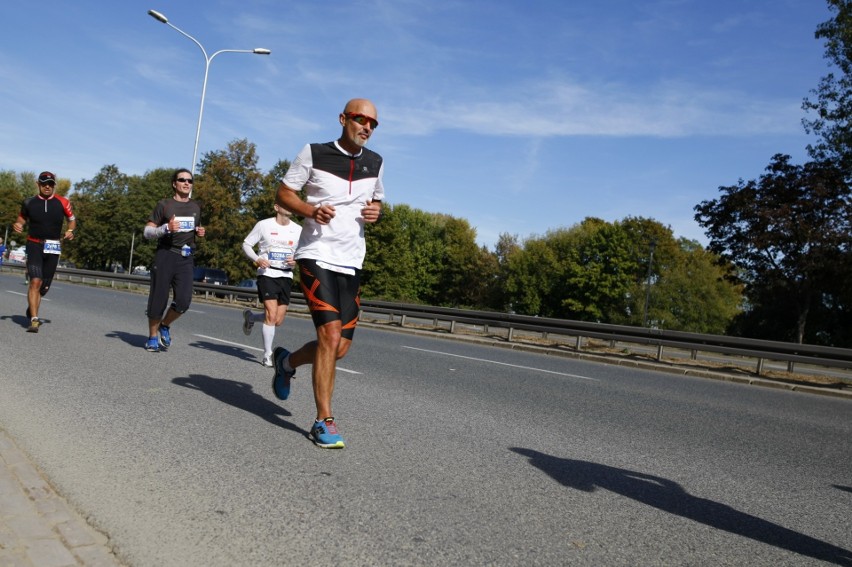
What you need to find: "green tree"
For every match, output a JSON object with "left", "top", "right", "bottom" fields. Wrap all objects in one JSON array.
[
  {"left": 561, "top": 219, "right": 639, "bottom": 322},
  {"left": 694, "top": 154, "right": 852, "bottom": 343},
  {"left": 503, "top": 233, "right": 560, "bottom": 317},
  {"left": 487, "top": 232, "right": 522, "bottom": 311},
  {"left": 194, "top": 139, "right": 264, "bottom": 283},
  {"left": 244, "top": 159, "right": 291, "bottom": 221},
  {"left": 803, "top": 0, "right": 852, "bottom": 171},
  {"left": 434, "top": 215, "right": 495, "bottom": 308},
  {"left": 643, "top": 239, "right": 742, "bottom": 334},
  {"left": 70, "top": 165, "right": 133, "bottom": 271},
  {"left": 0, "top": 170, "right": 28, "bottom": 239},
  {"left": 362, "top": 204, "right": 444, "bottom": 302}
]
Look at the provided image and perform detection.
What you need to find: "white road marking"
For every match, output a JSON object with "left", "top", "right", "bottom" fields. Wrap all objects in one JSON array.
[
  {"left": 402, "top": 345, "right": 599, "bottom": 381},
  {"left": 194, "top": 334, "right": 262, "bottom": 352},
  {"left": 192, "top": 334, "right": 362, "bottom": 374},
  {"left": 6, "top": 290, "right": 50, "bottom": 301}
]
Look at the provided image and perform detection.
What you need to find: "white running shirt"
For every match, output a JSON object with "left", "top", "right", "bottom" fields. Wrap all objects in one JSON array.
[{"left": 242, "top": 217, "right": 303, "bottom": 279}]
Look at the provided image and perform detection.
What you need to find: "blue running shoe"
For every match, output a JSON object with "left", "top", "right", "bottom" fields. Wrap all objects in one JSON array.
[
  {"left": 271, "top": 347, "right": 295, "bottom": 400},
  {"left": 310, "top": 418, "right": 345, "bottom": 449},
  {"left": 158, "top": 324, "right": 171, "bottom": 350},
  {"left": 145, "top": 337, "right": 159, "bottom": 352}
]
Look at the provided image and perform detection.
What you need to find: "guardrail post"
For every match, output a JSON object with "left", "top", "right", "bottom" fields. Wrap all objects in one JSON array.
[
  {"left": 691, "top": 350, "right": 698, "bottom": 360},
  {"left": 757, "top": 358, "right": 765, "bottom": 376},
  {"left": 508, "top": 327, "right": 514, "bottom": 342},
  {"left": 787, "top": 360, "right": 795, "bottom": 373},
  {"left": 450, "top": 320, "right": 456, "bottom": 334},
  {"left": 400, "top": 314, "right": 407, "bottom": 327},
  {"left": 656, "top": 344, "right": 664, "bottom": 361},
  {"left": 575, "top": 336, "right": 582, "bottom": 351}
]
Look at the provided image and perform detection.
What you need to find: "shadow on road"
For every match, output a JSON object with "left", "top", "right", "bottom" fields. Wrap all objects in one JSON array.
[
  {"left": 188, "top": 339, "right": 258, "bottom": 363},
  {"left": 105, "top": 330, "right": 146, "bottom": 348},
  {"left": 172, "top": 374, "right": 308, "bottom": 439},
  {"left": 510, "top": 447, "right": 852, "bottom": 566},
  {"left": 1, "top": 314, "right": 50, "bottom": 329}
]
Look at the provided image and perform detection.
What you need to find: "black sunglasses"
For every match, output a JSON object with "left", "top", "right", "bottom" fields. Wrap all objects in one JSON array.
[{"left": 176, "top": 177, "right": 194, "bottom": 184}]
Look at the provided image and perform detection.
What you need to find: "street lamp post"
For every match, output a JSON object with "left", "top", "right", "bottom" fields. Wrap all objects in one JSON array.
[{"left": 147, "top": 9, "right": 270, "bottom": 179}]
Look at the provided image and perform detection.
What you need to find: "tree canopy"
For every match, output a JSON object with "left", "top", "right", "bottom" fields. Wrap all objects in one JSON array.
[
  {"left": 695, "top": 155, "right": 851, "bottom": 344},
  {"left": 803, "top": 0, "right": 852, "bottom": 171}
]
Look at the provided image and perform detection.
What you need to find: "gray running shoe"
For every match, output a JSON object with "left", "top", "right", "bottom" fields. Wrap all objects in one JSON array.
[{"left": 243, "top": 309, "right": 254, "bottom": 336}]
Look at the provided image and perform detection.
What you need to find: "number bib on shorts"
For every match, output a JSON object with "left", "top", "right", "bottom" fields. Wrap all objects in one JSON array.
[{"left": 43, "top": 240, "right": 62, "bottom": 255}]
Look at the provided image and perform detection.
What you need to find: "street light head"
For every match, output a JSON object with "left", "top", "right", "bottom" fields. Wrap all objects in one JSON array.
[
  {"left": 147, "top": 9, "right": 168, "bottom": 24},
  {"left": 253, "top": 48, "right": 272, "bottom": 55}
]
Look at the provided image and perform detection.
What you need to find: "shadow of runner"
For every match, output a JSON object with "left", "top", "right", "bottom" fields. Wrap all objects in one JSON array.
[
  {"left": 1, "top": 314, "right": 51, "bottom": 329},
  {"left": 188, "top": 340, "right": 257, "bottom": 363},
  {"left": 172, "top": 374, "right": 308, "bottom": 439},
  {"left": 510, "top": 447, "right": 852, "bottom": 566},
  {"left": 105, "top": 330, "right": 147, "bottom": 348}
]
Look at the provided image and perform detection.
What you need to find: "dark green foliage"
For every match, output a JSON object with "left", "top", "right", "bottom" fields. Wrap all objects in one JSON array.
[
  {"left": 695, "top": 155, "right": 852, "bottom": 344},
  {"left": 803, "top": 0, "right": 852, "bottom": 171},
  {"left": 0, "top": 170, "right": 30, "bottom": 235},
  {"left": 193, "top": 139, "right": 265, "bottom": 284},
  {"left": 500, "top": 217, "right": 741, "bottom": 332}
]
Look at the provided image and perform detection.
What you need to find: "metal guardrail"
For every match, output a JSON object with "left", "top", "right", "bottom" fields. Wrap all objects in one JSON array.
[
  {"left": 4, "top": 264, "right": 851, "bottom": 380},
  {"left": 359, "top": 300, "right": 852, "bottom": 376}
]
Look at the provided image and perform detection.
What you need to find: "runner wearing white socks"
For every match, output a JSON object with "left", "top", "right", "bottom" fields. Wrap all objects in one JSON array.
[{"left": 241, "top": 204, "right": 302, "bottom": 366}]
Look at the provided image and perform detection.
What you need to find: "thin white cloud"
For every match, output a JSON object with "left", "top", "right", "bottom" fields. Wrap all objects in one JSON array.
[{"left": 388, "top": 76, "right": 803, "bottom": 139}]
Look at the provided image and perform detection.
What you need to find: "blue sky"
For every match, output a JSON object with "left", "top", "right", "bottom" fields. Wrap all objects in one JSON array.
[{"left": 1, "top": 0, "right": 832, "bottom": 249}]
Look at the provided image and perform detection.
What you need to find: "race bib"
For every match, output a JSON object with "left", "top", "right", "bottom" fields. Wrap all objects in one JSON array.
[
  {"left": 43, "top": 240, "right": 61, "bottom": 255},
  {"left": 267, "top": 247, "right": 293, "bottom": 269},
  {"left": 175, "top": 216, "right": 195, "bottom": 232}
]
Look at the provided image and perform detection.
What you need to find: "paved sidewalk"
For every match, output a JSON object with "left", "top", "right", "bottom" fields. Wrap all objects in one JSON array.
[{"left": 0, "top": 430, "right": 124, "bottom": 567}]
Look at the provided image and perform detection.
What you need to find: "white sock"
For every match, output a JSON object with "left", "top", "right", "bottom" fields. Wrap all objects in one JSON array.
[{"left": 262, "top": 323, "right": 275, "bottom": 356}]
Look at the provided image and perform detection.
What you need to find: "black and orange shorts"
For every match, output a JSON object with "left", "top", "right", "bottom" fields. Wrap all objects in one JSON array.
[{"left": 298, "top": 258, "right": 360, "bottom": 340}]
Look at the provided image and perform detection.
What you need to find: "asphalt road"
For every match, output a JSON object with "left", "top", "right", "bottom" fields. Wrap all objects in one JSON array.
[{"left": 1, "top": 273, "right": 850, "bottom": 566}]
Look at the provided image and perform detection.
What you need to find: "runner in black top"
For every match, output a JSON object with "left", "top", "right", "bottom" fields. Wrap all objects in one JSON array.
[
  {"left": 12, "top": 171, "right": 76, "bottom": 333},
  {"left": 142, "top": 168, "right": 206, "bottom": 352}
]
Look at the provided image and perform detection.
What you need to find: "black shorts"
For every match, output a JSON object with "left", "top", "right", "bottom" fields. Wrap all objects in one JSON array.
[
  {"left": 25, "top": 239, "right": 60, "bottom": 285},
  {"left": 256, "top": 275, "right": 294, "bottom": 305},
  {"left": 298, "top": 259, "right": 360, "bottom": 340}
]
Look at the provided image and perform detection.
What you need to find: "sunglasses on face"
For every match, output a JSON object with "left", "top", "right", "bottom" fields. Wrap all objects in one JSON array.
[
  {"left": 176, "top": 178, "right": 194, "bottom": 184},
  {"left": 345, "top": 112, "right": 379, "bottom": 129}
]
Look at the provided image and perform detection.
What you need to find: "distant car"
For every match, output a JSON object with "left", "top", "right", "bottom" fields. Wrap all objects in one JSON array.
[
  {"left": 58, "top": 260, "right": 76, "bottom": 269},
  {"left": 237, "top": 279, "right": 257, "bottom": 289},
  {"left": 193, "top": 267, "right": 228, "bottom": 286},
  {"left": 131, "top": 266, "right": 150, "bottom": 277},
  {"left": 7, "top": 246, "right": 26, "bottom": 264}
]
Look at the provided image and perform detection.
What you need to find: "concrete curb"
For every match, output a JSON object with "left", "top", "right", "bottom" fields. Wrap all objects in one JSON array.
[{"left": 0, "top": 430, "right": 124, "bottom": 567}]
